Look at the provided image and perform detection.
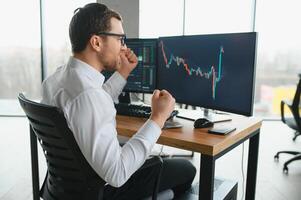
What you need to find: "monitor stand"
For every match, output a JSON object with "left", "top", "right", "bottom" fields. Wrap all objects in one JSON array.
[
  {"left": 118, "top": 92, "right": 131, "bottom": 104},
  {"left": 177, "top": 108, "right": 232, "bottom": 123},
  {"left": 203, "top": 109, "right": 232, "bottom": 123}
]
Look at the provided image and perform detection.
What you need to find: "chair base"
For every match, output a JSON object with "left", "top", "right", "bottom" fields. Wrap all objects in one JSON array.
[{"left": 274, "top": 151, "right": 301, "bottom": 173}]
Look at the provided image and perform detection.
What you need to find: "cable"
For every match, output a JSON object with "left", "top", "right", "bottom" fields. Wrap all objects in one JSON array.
[
  {"left": 158, "top": 145, "right": 164, "bottom": 156},
  {"left": 241, "top": 142, "right": 245, "bottom": 200}
]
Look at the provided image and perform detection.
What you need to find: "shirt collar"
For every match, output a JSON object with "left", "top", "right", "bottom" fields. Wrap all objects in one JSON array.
[{"left": 67, "top": 56, "right": 105, "bottom": 86}]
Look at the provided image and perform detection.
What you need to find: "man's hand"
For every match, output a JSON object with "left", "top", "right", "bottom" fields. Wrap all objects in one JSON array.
[
  {"left": 117, "top": 48, "right": 138, "bottom": 79},
  {"left": 150, "top": 90, "right": 175, "bottom": 128}
]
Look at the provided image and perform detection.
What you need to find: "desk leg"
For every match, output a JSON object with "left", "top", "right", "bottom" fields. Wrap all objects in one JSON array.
[
  {"left": 245, "top": 131, "right": 260, "bottom": 200},
  {"left": 199, "top": 154, "right": 215, "bottom": 200},
  {"left": 30, "top": 126, "right": 40, "bottom": 200}
]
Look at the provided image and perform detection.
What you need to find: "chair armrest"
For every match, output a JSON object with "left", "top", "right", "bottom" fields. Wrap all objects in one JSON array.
[
  {"left": 282, "top": 100, "right": 292, "bottom": 107},
  {"left": 137, "top": 156, "right": 163, "bottom": 200},
  {"left": 281, "top": 100, "right": 293, "bottom": 123},
  {"left": 280, "top": 100, "right": 286, "bottom": 123}
]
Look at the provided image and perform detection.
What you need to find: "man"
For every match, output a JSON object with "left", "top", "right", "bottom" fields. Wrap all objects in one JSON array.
[{"left": 42, "top": 3, "right": 196, "bottom": 199}]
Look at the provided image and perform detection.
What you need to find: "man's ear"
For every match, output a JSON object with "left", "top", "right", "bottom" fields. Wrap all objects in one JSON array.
[{"left": 89, "top": 35, "right": 102, "bottom": 52}]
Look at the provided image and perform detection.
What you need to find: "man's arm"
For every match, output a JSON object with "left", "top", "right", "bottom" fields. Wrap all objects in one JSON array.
[
  {"left": 65, "top": 89, "right": 161, "bottom": 187},
  {"left": 102, "top": 71, "right": 126, "bottom": 103}
]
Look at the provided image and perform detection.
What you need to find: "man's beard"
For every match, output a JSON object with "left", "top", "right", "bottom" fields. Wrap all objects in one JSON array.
[{"left": 102, "top": 55, "right": 121, "bottom": 72}]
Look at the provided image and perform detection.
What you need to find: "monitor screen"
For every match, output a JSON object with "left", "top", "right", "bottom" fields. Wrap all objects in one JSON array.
[
  {"left": 103, "top": 38, "right": 157, "bottom": 93},
  {"left": 157, "top": 32, "right": 257, "bottom": 116}
]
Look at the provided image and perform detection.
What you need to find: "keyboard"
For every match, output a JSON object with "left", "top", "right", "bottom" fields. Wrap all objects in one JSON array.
[{"left": 115, "top": 103, "right": 178, "bottom": 119}]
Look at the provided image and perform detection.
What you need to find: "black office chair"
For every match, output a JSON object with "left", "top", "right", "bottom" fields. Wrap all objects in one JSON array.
[
  {"left": 274, "top": 78, "right": 301, "bottom": 173},
  {"left": 18, "top": 93, "right": 163, "bottom": 200}
]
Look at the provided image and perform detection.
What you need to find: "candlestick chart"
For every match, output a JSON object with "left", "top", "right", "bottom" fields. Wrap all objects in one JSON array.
[{"left": 160, "top": 40, "right": 224, "bottom": 99}]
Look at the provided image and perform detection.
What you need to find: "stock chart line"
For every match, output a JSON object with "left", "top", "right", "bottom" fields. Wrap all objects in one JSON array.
[{"left": 160, "top": 40, "right": 224, "bottom": 99}]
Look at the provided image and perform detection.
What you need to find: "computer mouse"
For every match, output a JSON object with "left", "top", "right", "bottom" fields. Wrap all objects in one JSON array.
[{"left": 194, "top": 118, "right": 214, "bottom": 128}]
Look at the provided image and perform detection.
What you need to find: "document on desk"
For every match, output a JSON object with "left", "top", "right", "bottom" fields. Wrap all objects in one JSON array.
[{"left": 176, "top": 109, "right": 231, "bottom": 123}]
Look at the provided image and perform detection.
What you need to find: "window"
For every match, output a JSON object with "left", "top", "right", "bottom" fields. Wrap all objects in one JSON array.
[
  {"left": 0, "top": 1, "right": 41, "bottom": 115},
  {"left": 44, "top": 0, "right": 95, "bottom": 76},
  {"left": 140, "top": 0, "right": 184, "bottom": 38},
  {"left": 254, "top": 0, "right": 301, "bottom": 117},
  {"left": 184, "top": 0, "right": 254, "bottom": 35},
  {"left": 0, "top": 0, "right": 95, "bottom": 116}
]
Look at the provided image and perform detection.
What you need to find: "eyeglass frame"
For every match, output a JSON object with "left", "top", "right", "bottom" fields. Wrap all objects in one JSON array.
[{"left": 97, "top": 32, "right": 126, "bottom": 46}]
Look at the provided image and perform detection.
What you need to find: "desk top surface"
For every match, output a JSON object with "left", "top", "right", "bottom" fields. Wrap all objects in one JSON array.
[{"left": 116, "top": 114, "right": 262, "bottom": 156}]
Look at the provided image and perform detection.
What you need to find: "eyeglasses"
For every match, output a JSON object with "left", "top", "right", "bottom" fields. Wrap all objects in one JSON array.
[{"left": 97, "top": 32, "right": 126, "bottom": 46}]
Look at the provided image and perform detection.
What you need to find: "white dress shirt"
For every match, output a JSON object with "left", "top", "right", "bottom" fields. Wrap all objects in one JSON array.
[{"left": 41, "top": 57, "right": 161, "bottom": 187}]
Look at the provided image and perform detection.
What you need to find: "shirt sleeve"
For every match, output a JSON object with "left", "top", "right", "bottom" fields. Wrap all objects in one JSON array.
[
  {"left": 102, "top": 71, "right": 126, "bottom": 103},
  {"left": 65, "top": 89, "right": 161, "bottom": 187}
]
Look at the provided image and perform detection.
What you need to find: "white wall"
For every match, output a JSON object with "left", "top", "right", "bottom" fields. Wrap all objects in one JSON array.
[{"left": 98, "top": 0, "right": 139, "bottom": 38}]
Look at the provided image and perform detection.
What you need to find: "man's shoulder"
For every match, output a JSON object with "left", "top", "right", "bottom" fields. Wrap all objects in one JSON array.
[
  {"left": 43, "top": 65, "right": 90, "bottom": 94},
  {"left": 42, "top": 65, "right": 65, "bottom": 87},
  {"left": 42, "top": 62, "right": 111, "bottom": 110},
  {"left": 41, "top": 65, "right": 85, "bottom": 107}
]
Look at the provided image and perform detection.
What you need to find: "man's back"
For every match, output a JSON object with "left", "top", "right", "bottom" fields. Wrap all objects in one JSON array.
[{"left": 42, "top": 57, "right": 111, "bottom": 108}]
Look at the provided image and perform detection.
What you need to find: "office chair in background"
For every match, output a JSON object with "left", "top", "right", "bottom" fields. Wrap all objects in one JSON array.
[
  {"left": 274, "top": 77, "right": 301, "bottom": 173},
  {"left": 18, "top": 93, "right": 165, "bottom": 200}
]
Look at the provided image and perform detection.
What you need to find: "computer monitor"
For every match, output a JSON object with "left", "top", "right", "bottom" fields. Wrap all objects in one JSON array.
[
  {"left": 157, "top": 32, "right": 257, "bottom": 116},
  {"left": 102, "top": 38, "right": 157, "bottom": 94}
]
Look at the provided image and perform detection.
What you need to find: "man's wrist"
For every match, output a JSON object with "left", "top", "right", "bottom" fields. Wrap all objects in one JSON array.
[
  {"left": 117, "top": 68, "right": 132, "bottom": 79},
  {"left": 150, "top": 114, "right": 165, "bottom": 129}
]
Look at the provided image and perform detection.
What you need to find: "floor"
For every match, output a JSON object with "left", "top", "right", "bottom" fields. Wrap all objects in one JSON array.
[{"left": 0, "top": 117, "right": 301, "bottom": 200}]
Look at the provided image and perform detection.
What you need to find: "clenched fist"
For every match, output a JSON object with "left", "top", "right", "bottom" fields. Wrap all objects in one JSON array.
[
  {"left": 117, "top": 48, "right": 138, "bottom": 79},
  {"left": 150, "top": 89, "right": 175, "bottom": 128}
]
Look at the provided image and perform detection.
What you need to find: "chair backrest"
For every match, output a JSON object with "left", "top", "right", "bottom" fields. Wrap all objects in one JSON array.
[
  {"left": 18, "top": 94, "right": 105, "bottom": 200},
  {"left": 291, "top": 78, "right": 301, "bottom": 130}
]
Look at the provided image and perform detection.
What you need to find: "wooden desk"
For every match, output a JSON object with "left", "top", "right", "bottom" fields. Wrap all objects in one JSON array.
[{"left": 116, "top": 114, "right": 262, "bottom": 200}]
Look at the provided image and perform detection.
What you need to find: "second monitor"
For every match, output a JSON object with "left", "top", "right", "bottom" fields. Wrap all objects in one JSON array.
[{"left": 102, "top": 38, "right": 157, "bottom": 94}]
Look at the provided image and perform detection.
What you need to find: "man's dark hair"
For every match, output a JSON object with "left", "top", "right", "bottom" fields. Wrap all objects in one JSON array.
[{"left": 69, "top": 3, "right": 122, "bottom": 53}]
